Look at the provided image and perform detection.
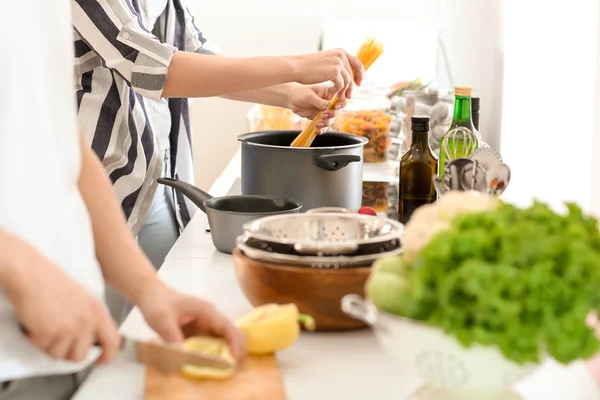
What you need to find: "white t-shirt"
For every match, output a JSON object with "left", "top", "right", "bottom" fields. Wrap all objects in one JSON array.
[
  {"left": 145, "top": 97, "right": 172, "bottom": 151},
  {"left": 0, "top": 0, "right": 104, "bottom": 381}
]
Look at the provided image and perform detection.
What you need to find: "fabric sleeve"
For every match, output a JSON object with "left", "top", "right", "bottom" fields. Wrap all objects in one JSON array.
[{"left": 72, "top": 0, "right": 177, "bottom": 100}]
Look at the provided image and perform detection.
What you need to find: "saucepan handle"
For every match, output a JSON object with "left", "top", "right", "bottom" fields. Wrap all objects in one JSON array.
[
  {"left": 157, "top": 177, "right": 212, "bottom": 213},
  {"left": 341, "top": 295, "right": 378, "bottom": 325},
  {"left": 314, "top": 154, "right": 361, "bottom": 171}
]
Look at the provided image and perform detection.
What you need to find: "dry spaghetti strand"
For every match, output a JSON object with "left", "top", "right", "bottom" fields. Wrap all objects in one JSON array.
[{"left": 290, "top": 37, "right": 385, "bottom": 148}]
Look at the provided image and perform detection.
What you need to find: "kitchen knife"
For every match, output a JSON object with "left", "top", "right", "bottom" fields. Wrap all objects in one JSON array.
[
  {"left": 124, "top": 337, "right": 236, "bottom": 373},
  {"left": 19, "top": 324, "right": 236, "bottom": 373}
]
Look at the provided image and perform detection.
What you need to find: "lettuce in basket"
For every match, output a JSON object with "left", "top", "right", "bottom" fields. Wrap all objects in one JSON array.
[{"left": 396, "top": 200, "right": 600, "bottom": 365}]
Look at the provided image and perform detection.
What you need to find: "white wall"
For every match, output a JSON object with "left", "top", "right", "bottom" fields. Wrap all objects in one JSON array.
[
  {"left": 500, "top": 0, "right": 599, "bottom": 211},
  {"left": 437, "top": 0, "right": 504, "bottom": 151}
]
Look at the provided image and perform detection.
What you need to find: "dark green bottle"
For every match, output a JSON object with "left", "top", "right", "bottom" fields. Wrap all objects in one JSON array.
[
  {"left": 398, "top": 116, "right": 438, "bottom": 224},
  {"left": 437, "top": 86, "right": 479, "bottom": 177},
  {"left": 471, "top": 97, "right": 480, "bottom": 131}
]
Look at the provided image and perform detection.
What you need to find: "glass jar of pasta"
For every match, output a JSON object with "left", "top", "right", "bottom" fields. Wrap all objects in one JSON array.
[
  {"left": 247, "top": 105, "right": 310, "bottom": 132},
  {"left": 333, "top": 86, "right": 393, "bottom": 163}
]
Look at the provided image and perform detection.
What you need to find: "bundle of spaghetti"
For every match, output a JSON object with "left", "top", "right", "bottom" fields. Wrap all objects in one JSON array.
[{"left": 290, "top": 37, "right": 385, "bottom": 148}]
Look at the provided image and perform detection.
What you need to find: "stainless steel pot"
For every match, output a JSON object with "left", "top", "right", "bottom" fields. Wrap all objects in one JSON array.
[
  {"left": 157, "top": 178, "right": 301, "bottom": 254},
  {"left": 238, "top": 130, "right": 368, "bottom": 211}
]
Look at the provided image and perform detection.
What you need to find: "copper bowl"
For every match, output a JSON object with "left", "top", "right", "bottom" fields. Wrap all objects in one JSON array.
[{"left": 232, "top": 248, "right": 371, "bottom": 331}]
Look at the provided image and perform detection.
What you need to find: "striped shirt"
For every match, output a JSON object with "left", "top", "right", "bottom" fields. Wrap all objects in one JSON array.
[{"left": 72, "top": 0, "right": 219, "bottom": 234}]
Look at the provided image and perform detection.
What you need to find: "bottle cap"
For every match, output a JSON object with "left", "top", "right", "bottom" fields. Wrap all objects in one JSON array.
[
  {"left": 411, "top": 116, "right": 430, "bottom": 131},
  {"left": 472, "top": 97, "right": 480, "bottom": 111},
  {"left": 454, "top": 86, "right": 472, "bottom": 97}
]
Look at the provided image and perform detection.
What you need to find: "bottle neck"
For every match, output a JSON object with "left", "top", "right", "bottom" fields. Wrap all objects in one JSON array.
[
  {"left": 472, "top": 110, "right": 480, "bottom": 131},
  {"left": 452, "top": 95, "right": 473, "bottom": 127},
  {"left": 411, "top": 129, "right": 429, "bottom": 149}
]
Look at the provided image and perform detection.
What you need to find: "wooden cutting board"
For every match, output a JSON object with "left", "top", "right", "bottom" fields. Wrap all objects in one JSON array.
[{"left": 145, "top": 355, "right": 286, "bottom": 400}]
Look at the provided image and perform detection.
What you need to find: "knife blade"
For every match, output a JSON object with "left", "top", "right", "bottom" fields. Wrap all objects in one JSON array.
[
  {"left": 126, "top": 337, "right": 236, "bottom": 373},
  {"left": 19, "top": 323, "right": 236, "bottom": 373}
]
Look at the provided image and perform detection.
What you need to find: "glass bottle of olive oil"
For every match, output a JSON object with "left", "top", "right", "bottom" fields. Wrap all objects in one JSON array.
[
  {"left": 398, "top": 116, "right": 438, "bottom": 224},
  {"left": 438, "top": 86, "right": 479, "bottom": 177}
]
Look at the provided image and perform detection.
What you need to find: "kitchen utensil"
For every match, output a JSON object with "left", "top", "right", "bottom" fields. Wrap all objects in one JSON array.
[
  {"left": 449, "top": 164, "right": 460, "bottom": 191},
  {"left": 239, "top": 233, "right": 401, "bottom": 259},
  {"left": 236, "top": 234, "right": 403, "bottom": 269},
  {"left": 440, "top": 127, "right": 479, "bottom": 161},
  {"left": 157, "top": 178, "right": 301, "bottom": 254},
  {"left": 486, "top": 163, "right": 511, "bottom": 196},
  {"left": 129, "top": 338, "right": 235, "bottom": 373},
  {"left": 458, "top": 160, "right": 488, "bottom": 192},
  {"left": 145, "top": 355, "right": 285, "bottom": 400},
  {"left": 433, "top": 176, "right": 445, "bottom": 196},
  {"left": 241, "top": 212, "right": 404, "bottom": 256},
  {"left": 233, "top": 249, "right": 371, "bottom": 331},
  {"left": 468, "top": 147, "right": 502, "bottom": 170},
  {"left": 19, "top": 324, "right": 233, "bottom": 373},
  {"left": 471, "top": 161, "right": 477, "bottom": 190},
  {"left": 342, "top": 295, "right": 539, "bottom": 399},
  {"left": 238, "top": 130, "right": 367, "bottom": 212}
]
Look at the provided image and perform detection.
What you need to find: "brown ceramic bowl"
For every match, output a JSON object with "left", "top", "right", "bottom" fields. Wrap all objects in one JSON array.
[{"left": 232, "top": 248, "right": 371, "bottom": 331}]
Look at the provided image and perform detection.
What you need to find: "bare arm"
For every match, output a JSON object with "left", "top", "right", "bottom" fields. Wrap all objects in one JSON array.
[
  {"left": 220, "top": 83, "right": 296, "bottom": 109},
  {"left": 0, "top": 230, "right": 35, "bottom": 296},
  {"left": 162, "top": 52, "right": 297, "bottom": 99},
  {"left": 76, "top": 136, "right": 162, "bottom": 305},
  {"left": 0, "top": 228, "right": 121, "bottom": 363}
]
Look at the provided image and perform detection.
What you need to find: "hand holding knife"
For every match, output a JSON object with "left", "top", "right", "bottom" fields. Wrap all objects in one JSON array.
[{"left": 19, "top": 323, "right": 236, "bottom": 373}]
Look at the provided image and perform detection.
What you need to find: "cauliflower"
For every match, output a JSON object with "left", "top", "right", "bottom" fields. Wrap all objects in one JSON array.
[{"left": 402, "top": 191, "right": 499, "bottom": 262}]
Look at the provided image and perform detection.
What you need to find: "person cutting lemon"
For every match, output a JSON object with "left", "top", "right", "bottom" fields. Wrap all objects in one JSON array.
[
  {"left": 72, "top": 0, "right": 364, "bottom": 290},
  {"left": 0, "top": 1, "right": 245, "bottom": 398}
]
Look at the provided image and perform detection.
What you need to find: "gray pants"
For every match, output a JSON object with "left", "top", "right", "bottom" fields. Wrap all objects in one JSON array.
[
  {"left": 138, "top": 150, "right": 180, "bottom": 269},
  {"left": 105, "top": 150, "right": 180, "bottom": 323},
  {"left": 0, "top": 368, "right": 91, "bottom": 400}
]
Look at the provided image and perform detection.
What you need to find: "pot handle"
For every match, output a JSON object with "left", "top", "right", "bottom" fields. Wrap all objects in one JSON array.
[
  {"left": 342, "top": 295, "right": 378, "bottom": 325},
  {"left": 157, "top": 177, "right": 212, "bottom": 213},
  {"left": 314, "top": 154, "right": 361, "bottom": 171},
  {"left": 306, "top": 207, "right": 353, "bottom": 214}
]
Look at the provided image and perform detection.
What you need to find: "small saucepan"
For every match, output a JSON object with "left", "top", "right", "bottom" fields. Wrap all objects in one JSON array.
[{"left": 157, "top": 178, "right": 302, "bottom": 254}]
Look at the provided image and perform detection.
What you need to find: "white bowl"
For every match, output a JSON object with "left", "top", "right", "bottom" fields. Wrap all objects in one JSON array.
[{"left": 342, "top": 295, "right": 540, "bottom": 399}]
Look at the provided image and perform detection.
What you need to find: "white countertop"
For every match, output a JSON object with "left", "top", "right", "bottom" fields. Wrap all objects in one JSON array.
[{"left": 73, "top": 149, "right": 600, "bottom": 400}]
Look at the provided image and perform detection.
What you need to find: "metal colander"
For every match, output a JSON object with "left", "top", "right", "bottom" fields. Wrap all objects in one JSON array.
[
  {"left": 237, "top": 234, "right": 403, "bottom": 269},
  {"left": 242, "top": 211, "right": 404, "bottom": 257}
]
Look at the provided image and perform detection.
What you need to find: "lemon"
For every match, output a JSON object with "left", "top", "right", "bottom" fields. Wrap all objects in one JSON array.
[
  {"left": 180, "top": 336, "right": 237, "bottom": 380},
  {"left": 236, "top": 304, "right": 314, "bottom": 356}
]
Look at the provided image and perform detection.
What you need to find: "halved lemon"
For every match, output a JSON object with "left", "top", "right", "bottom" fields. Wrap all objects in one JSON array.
[
  {"left": 180, "top": 336, "right": 237, "bottom": 380},
  {"left": 236, "top": 303, "right": 315, "bottom": 356}
]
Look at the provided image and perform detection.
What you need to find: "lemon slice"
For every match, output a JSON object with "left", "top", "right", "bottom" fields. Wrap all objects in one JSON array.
[{"left": 180, "top": 337, "right": 237, "bottom": 380}]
